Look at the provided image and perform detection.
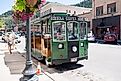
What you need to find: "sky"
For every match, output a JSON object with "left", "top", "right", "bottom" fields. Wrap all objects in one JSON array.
[{"left": 0, "top": 0, "right": 83, "bottom": 15}]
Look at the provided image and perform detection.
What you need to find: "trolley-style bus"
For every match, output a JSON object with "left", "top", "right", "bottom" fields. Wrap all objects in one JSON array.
[{"left": 31, "top": 13, "right": 88, "bottom": 66}]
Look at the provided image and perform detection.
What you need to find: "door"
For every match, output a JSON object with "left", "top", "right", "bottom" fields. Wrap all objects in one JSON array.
[
  {"left": 79, "top": 21, "right": 88, "bottom": 58},
  {"left": 67, "top": 21, "right": 79, "bottom": 58},
  {"left": 51, "top": 21, "right": 68, "bottom": 60}
]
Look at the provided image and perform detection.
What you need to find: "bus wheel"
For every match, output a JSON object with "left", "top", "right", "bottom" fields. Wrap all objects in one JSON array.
[
  {"left": 71, "top": 61, "right": 78, "bottom": 64},
  {"left": 45, "top": 58, "right": 52, "bottom": 67}
]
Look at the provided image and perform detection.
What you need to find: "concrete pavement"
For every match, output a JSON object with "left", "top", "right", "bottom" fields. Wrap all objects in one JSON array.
[
  {"left": 0, "top": 43, "right": 53, "bottom": 81},
  {"left": 0, "top": 38, "right": 70, "bottom": 81}
]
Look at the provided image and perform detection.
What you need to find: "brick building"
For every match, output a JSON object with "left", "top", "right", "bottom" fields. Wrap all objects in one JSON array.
[{"left": 92, "top": 0, "right": 121, "bottom": 40}]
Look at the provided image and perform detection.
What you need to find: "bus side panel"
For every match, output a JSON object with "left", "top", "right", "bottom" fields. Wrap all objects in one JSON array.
[
  {"left": 51, "top": 42, "right": 68, "bottom": 60},
  {"left": 79, "top": 40, "right": 88, "bottom": 59}
]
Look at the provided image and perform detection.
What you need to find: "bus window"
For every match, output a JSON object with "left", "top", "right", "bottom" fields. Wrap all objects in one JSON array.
[
  {"left": 67, "top": 22, "right": 79, "bottom": 41},
  {"left": 52, "top": 21, "right": 66, "bottom": 41},
  {"left": 80, "top": 22, "right": 87, "bottom": 39}
]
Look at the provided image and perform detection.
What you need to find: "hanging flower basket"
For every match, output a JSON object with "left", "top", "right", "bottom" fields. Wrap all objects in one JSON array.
[
  {"left": 26, "top": 0, "right": 38, "bottom": 7},
  {"left": 12, "top": 0, "right": 46, "bottom": 22}
]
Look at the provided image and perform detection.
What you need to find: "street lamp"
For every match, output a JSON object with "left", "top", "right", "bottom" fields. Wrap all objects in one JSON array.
[
  {"left": 20, "top": 7, "right": 38, "bottom": 81},
  {"left": 12, "top": 0, "right": 46, "bottom": 80}
]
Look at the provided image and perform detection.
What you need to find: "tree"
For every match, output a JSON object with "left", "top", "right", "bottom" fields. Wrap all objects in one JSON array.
[
  {"left": 72, "top": 0, "right": 92, "bottom": 8},
  {"left": 0, "top": 18, "right": 5, "bottom": 28}
]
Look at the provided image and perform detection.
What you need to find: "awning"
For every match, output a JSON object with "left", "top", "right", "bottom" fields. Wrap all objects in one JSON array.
[{"left": 97, "top": 25, "right": 112, "bottom": 28}]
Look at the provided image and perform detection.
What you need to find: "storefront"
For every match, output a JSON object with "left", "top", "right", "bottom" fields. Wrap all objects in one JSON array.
[{"left": 92, "top": 15, "right": 120, "bottom": 40}]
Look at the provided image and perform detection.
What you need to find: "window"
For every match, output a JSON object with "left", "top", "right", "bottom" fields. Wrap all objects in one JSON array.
[
  {"left": 67, "top": 22, "right": 79, "bottom": 41},
  {"left": 69, "top": 10, "right": 71, "bottom": 13},
  {"left": 107, "top": 3, "right": 116, "bottom": 14},
  {"left": 52, "top": 21, "right": 66, "bottom": 41},
  {"left": 96, "top": 6, "right": 103, "bottom": 16},
  {"left": 80, "top": 22, "right": 87, "bottom": 39}
]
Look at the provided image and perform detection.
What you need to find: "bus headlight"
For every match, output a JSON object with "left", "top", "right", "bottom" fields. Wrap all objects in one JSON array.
[
  {"left": 81, "top": 42, "right": 84, "bottom": 47},
  {"left": 72, "top": 46, "right": 77, "bottom": 52},
  {"left": 58, "top": 43, "right": 63, "bottom": 49}
]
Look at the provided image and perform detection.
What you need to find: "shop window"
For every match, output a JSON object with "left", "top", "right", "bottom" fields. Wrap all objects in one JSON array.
[
  {"left": 107, "top": 3, "right": 116, "bottom": 14},
  {"left": 96, "top": 6, "right": 103, "bottom": 16}
]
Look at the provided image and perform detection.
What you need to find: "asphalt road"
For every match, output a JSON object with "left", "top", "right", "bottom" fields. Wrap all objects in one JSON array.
[
  {"left": 16, "top": 36, "right": 121, "bottom": 81},
  {"left": 65, "top": 43, "right": 121, "bottom": 81}
]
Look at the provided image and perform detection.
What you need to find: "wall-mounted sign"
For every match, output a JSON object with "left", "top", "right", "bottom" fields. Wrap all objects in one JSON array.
[{"left": 40, "top": 8, "right": 52, "bottom": 17}]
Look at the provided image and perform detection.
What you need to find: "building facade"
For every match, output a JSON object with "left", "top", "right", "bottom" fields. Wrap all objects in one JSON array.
[
  {"left": 31, "top": 2, "right": 92, "bottom": 25},
  {"left": 40, "top": 2, "right": 91, "bottom": 17},
  {"left": 92, "top": 0, "right": 121, "bottom": 40},
  {"left": 78, "top": 11, "right": 92, "bottom": 32}
]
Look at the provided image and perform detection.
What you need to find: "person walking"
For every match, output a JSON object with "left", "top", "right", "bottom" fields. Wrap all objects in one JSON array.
[{"left": 6, "top": 34, "right": 12, "bottom": 54}]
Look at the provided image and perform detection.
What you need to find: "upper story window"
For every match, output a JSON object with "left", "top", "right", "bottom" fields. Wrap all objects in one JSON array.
[
  {"left": 69, "top": 10, "right": 71, "bottom": 13},
  {"left": 107, "top": 3, "right": 116, "bottom": 14},
  {"left": 96, "top": 6, "right": 103, "bottom": 16}
]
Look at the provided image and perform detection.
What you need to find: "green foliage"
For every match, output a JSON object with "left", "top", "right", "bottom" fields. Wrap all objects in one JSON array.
[
  {"left": 12, "top": 0, "right": 43, "bottom": 13},
  {"left": 0, "top": 10, "right": 14, "bottom": 17},
  {"left": 4, "top": 16, "right": 14, "bottom": 28},
  {"left": 72, "top": 0, "right": 92, "bottom": 8},
  {"left": 0, "top": 10, "right": 14, "bottom": 29},
  {"left": 12, "top": 0, "right": 44, "bottom": 22},
  {"left": 0, "top": 18, "right": 5, "bottom": 28},
  {"left": 13, "top": 0, "right": 26, "bottom": 11}
]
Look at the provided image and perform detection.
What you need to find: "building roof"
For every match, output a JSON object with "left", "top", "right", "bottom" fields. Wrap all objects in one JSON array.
[{"left": 42, "top": 2, "right": 92, "bottom": 10}]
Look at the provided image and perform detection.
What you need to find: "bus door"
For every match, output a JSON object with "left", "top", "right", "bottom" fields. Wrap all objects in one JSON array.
[
  {"left": 67, "top": 21, "right": 79, "bottom": 61},
  {"left": 79, "top": 22, "right": 88, "bottom": 59},
  {"left": 51, "top": 21, "right": 68, "bottom": 60}
]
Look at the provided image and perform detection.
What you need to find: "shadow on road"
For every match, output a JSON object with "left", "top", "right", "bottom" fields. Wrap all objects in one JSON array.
[
  {"left": 54, "top": 63, "right": 84, "bottom": 73},
  {"left": 43, "top": 63, "right": 84, "bottom": 74}
]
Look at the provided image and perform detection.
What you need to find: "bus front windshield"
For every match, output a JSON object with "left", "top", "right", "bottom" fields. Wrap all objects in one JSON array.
[
  {"left": 52, "top": 21, "right": 66, "bottom": 41},
  {"left": 67, "top": 22, "right": 79, "bottom": 41}
]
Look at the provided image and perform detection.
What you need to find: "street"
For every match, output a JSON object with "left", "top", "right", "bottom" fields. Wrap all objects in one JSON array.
[
  {"left": 59, "top": 43, "right": 121, "bottom": 81},
  {"left": 17, "top": 37, "right": 121, "bottom": 81},
  {"left": 1, "top": 0, "right": 121, "bottom": 81},
  {"left": 0, "top": 36, "right": 121, "bottom": 81}
]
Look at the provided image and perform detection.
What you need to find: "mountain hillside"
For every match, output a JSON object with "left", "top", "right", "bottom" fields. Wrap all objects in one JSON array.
[{"left": 72, "top": 0, "right": 92, "bottom": 8}]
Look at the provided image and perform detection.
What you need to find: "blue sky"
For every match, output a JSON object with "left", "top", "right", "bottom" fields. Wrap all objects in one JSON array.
[
  {"left": 0, "top": 0, "right": 83, "bottom": 15},
  {"left": 0, "top": 0, "right": 14, "bottom": 15}
]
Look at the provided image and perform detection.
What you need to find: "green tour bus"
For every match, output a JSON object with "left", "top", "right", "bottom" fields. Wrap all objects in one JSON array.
[{"left": 31, "top": 13, "right": 88, "bottom": 66}]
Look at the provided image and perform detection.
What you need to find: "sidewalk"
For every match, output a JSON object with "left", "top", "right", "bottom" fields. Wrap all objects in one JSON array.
[
  {"left": 0, "top": 42, "right": 70, "bottom": 81},
  {"left": 0, "top": 51, "right": 22, "bottom": 81},
  {"left": 0, "top": 47, "right": 52, "bottom": 81}
]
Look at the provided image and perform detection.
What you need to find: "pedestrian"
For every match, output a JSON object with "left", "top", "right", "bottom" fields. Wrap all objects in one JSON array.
[
  {"left": 6, "top": 34, "right": 12, "bottom": 54},
  {"left": 10, "top": 32, "right": 16, "bottom": 49}
]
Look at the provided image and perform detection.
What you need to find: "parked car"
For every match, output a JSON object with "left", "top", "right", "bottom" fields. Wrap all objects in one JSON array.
[
  {"left": 2, "top": 32, "right": 11, "bottom": 42},
  {"left": 2, "top": 32, "right": 21, "bottom": 43},
  {"left": 14, "top": 32, "right": 21, "bottom": 44},
  {"left": 85, "top": 31, "right": 96, "bottom": 42},
  {"left": 104, "top": 33, "right": 117, "bottom": 44},
  {"left": 0, "top": 32, "right": 3, "bottom": 36}
]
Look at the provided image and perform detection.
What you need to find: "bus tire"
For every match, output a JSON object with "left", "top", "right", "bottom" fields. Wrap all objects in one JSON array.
[{"left": 45, "top": 58, "right": 52, "bottom": 67}]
